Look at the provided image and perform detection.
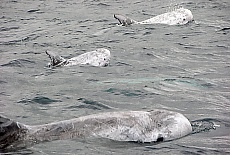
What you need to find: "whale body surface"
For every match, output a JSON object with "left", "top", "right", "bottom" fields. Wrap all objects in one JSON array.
[
  {"left": 114, "top": 8, "right": 193, "bottom": 26},
  {"left": 0, "top": 109, "right": 192, "bottom": 151},
  {"left": 46, "top": 48, "right": 111, "bottom": 67}
]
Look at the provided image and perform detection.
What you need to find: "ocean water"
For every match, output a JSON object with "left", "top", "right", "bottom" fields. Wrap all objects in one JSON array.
[{"left": 0, "top": 0, "right": 230, "bottom": 154}]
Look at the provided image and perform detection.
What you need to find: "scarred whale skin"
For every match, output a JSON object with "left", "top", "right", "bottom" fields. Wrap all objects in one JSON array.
[
  {"left": 46, "top": 48, "right": 111, "bottom": 67},
  {"left": 114, "top": 8, "right": 193, "bottom": 26},
  {"left": 0, "top": 109, "right": 192, "bottom": 151}
]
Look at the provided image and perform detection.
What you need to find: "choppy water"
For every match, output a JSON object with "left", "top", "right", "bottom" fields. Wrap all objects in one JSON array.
[{"left": 0, "top": 0, "right": 230, "bottom": 154}]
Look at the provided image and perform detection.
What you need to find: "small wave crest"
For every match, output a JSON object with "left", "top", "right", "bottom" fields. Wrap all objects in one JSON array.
[
  {"left": 104, "top": 88, "right": 144, "bottom": 97},
  {"left": 67, "top": 98, "right": 113, "bottom": 110},
  {"left": 1, "top": 59, "right": 35, "bottom": 67},
  {"left": 18, "top": 96, "right": 61, "bottom": 105}
]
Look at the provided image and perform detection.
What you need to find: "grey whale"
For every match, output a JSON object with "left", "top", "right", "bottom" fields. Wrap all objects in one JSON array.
[
  {"left": 0, "top": 109, "right": 192, "bottom": 151},
  {"left": 46, "top": 48, "right": 111, "bottom": 67},
  {"left": 114, "top": 8, "right": 193, "bottom": 26}
]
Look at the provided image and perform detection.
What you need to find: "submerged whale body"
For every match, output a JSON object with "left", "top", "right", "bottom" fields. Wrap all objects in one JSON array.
[
  {"left": 46, "top": 48, "right": 111, "bottom": 67},
  {"left": 0, "top": 109, "right": 192, "bottom": 151},
  {"left": 114, "top": 8, "right": 193, "bottom": 26}
]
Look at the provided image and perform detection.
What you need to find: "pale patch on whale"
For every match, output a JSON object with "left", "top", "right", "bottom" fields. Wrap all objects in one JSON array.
[
  {"left": 114, "top": 8, "right": 193, "bottom": 26},
  {"left": 46, "top": 48, "right": 111, "bottom": 67},
  {"left": 0, "top": 109, "right": 192, "bottom": 151}
]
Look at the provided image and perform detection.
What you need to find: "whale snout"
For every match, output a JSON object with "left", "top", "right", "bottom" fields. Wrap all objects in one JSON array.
[
  {"left": 177, "top": 8, "right": 194, "bottom": 25},
  {"left": 93, "top": 48, "right": 111, "bottom": 67},
  {"left": 162, "top": 113, "right": 192, "bottom": 141},
  {"left": 102, "top": 61, "right": 109, "bottom": 67}
]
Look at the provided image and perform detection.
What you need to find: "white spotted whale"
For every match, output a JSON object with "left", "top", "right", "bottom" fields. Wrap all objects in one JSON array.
[
  {"left": 114, "top": 8, "right": 193, "bottom": 26},
  {"left": 0, "top": 109, "right": 192, "bottom": 151},
  {"left": 46, "top": 48, "right": 111, "bottom": 67}
]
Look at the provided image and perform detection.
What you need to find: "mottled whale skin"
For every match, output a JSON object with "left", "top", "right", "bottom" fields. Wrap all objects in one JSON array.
[
  {"left": 46, "top": 48, "right": 111, "bottom": 67},
  {"left": 114, "top": 8, "right": 193, "bottom": 26},
  {"left": 0, "top": 109, "right": 192, "bottom": 151}
]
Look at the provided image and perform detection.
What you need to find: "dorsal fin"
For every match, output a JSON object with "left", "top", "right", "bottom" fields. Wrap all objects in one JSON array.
[
  {"left": 114, "top": 14, "right": 136, "bottom": 26},
  {"left": 0, "top": 115, "right": 27, "bottom": 151},
  {"left": 45, "top": 51, "right": 67, "bottom": 67}
]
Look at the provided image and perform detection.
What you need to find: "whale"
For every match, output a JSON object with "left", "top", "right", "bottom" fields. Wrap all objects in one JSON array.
[
  {"left": 0, "top": 109, "right": 192, "bottom": 151},
  {"left": 114, "top": 8, "right": 193, "bottom": 26},
  {"left": 46, "top": 48, "right": 111, "bottom": 67}
]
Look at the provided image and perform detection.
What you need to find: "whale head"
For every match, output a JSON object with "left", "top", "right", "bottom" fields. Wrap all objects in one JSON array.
[
  {"left": 93, "top": 48, "right": 111, "bottom": 67},
  {"left": 154, "top": 112, "right": 192, "bottom": 142},
  {"left": 176, "top": 8, "right": 194, "bottom": 25},
  {"left": 145, "top": 110, "right": 192, "bottom": 142}
]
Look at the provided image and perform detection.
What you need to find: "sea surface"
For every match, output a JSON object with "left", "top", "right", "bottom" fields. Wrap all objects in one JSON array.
[{"left": 0, "top": 0, "right": 230, "bottom": 154}]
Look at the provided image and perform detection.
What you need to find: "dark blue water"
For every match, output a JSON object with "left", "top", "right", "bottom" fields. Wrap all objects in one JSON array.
[{"left": 1, "top": 0, "right": 230, "bottom": 154}]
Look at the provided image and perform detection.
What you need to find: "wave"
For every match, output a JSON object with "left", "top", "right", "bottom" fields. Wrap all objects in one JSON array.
[
  {"left": 17, "top": 96, "right": 62, "bottom": 105},
  {"left": 1, "top": 59, "right": 35, "bottom": 68}
]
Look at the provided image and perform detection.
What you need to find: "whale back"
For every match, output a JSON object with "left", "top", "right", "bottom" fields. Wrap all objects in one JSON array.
[
  {"left": 66, "top": 48, "right": 111, "bottom": 67},
  {"left": 46, "top": 48, "right": 111, "bottom": 67},
  {"left": 114, "top": 8, "right": 193, "bottom": 26},
  {"left": 139, "top": 8, "right": 193, "bottom": 25},
  {"left": 0, "top": 110, "right": 192, "bottom": 151}
]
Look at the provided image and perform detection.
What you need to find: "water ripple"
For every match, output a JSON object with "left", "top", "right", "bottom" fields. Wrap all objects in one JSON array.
[
  {"left": 1, "top": 59, "right": 35, "bottom": 67},
  {"left": 18, "top": 96, "right": 62, "bottom": 105},
  {"left": 66, "top": 98, "right": 112, "bottom": 110}
]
